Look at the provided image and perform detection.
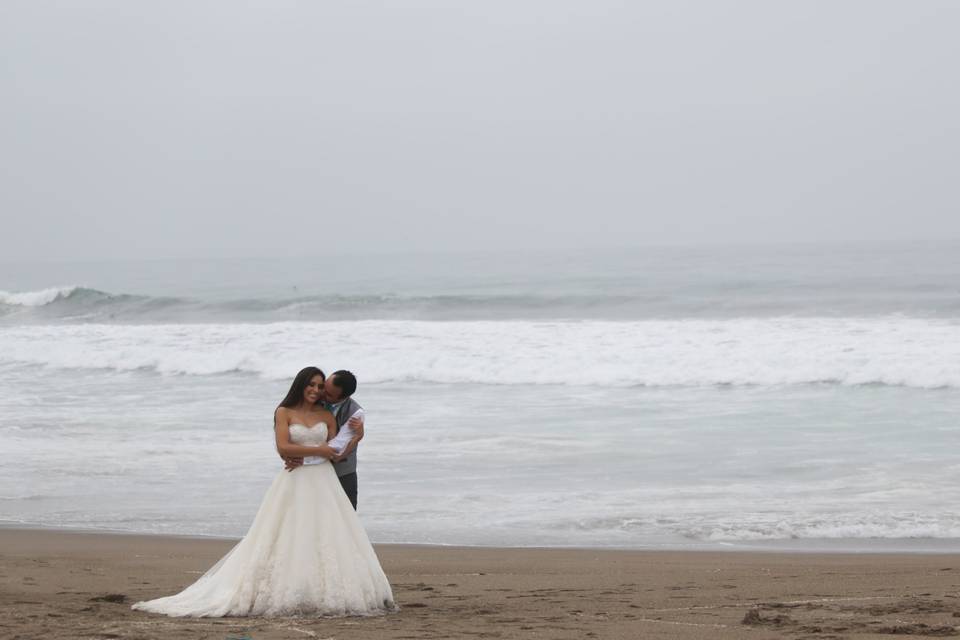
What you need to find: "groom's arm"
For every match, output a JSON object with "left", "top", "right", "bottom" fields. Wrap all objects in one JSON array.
[
  {"left": 348, "top": 412, "right": 364, "bottom": 442},
  {"left": 333, "top": 411, "right": 365, "bottom": 461}
]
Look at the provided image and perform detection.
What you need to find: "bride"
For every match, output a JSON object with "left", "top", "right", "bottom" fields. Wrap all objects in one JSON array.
[{"left": 132, "top": 366, "right": 396, "bottom": 617}]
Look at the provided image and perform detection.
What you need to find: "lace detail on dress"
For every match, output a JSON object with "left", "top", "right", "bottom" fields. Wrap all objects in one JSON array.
[{"left": 130, "top": 419, "right": 396, "bottom": 618}]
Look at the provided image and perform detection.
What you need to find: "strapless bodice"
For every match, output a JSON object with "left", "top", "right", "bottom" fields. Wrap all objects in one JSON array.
[{"left": 289, "top": 422, "right": 329, "bottom": 446}]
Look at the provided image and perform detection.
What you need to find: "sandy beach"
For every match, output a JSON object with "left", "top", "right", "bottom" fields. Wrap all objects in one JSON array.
[{"left": 0, "top": 529, "right": 957, "bottom": 639}]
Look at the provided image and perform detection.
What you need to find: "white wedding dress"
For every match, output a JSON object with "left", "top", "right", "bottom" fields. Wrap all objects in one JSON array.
[{"left": 132, "top": 422, "right": 396, "bottom": 617}]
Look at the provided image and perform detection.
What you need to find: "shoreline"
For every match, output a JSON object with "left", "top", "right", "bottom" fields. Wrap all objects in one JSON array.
[
  {"left": 4, "top": 520, "right": 960, "bottom": 555},
  {"left": 2, "top": 527, "right": 959, "bottom": 639}
]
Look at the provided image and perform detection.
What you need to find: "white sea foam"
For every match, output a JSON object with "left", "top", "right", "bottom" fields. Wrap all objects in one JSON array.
[
  {"left": 0, "top": 286, "right": 80, "bottom": 306},
  {"left": 3, "top": 369, "right": 959, "bottom": 547},
  {"left": 687, "top": 513, "right": 960, "bottom": 541},
  {"left": 2, "top": 317, "right": 960, "bottom": 388},
  {"left": 4, "top": 248, "right": 959, "bottom": 548}
]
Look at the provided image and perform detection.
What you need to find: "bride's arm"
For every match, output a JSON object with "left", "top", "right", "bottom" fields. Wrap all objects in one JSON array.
[{"left": 274, "top": 408, "right": 336, "bottom": 459}]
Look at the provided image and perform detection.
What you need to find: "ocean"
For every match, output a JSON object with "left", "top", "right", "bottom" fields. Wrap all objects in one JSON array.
[{"left": 2, "top": 243, "right": 959, "bottom": 550}]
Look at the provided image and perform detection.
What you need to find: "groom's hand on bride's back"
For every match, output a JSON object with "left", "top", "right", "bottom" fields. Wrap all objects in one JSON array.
[{"left": 283, "top": 456, "right": 303, "bottom": 472}]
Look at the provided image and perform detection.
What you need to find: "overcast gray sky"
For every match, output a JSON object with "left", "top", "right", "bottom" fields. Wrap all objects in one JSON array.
[{"left": 2, "top": 1, "right": 959, "bottom": 260}]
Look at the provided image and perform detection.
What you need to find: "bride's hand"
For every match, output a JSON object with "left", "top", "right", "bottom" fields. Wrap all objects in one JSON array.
[{"left": 317, "top": 444, "right": 337, "bottom": 460}]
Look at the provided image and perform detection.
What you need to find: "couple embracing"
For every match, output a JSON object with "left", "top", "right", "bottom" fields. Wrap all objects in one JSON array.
[{"left": 132, "top": 367, "right": 396, "bottom": 618}]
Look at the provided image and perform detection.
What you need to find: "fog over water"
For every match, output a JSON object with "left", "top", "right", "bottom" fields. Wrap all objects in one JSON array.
[{"left": 3, "top": 1, "right": 960, "bottom": 261}]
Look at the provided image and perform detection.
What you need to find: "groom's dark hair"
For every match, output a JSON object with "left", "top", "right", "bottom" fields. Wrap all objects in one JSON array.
[{"left": 330, "top": 370, "right": 357, "bottom": 398}]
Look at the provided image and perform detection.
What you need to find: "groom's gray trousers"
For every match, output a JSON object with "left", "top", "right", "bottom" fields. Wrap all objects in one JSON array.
[{"left": 331, "top": 396, "right": 362, "bottom": 511}]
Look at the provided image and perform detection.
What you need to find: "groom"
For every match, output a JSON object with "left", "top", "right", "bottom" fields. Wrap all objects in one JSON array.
[{"left": 283, "top": 370, "right": 365, "bottom": 509}]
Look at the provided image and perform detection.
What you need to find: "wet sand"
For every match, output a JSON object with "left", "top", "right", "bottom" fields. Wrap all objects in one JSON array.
[{"left": 1, "top": 528, "right": 959, "bottom": 639}]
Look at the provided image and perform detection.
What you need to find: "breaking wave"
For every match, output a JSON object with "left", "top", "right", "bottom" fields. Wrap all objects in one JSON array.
[
  {"left": 2, "top": 317, "right": 960, "bottom": 388},
  {"left": 3, "top": 284, "right": 960, "bottom": 323},
  {"left": 0, "top": 286, "right": 87, "bottom": 307}
]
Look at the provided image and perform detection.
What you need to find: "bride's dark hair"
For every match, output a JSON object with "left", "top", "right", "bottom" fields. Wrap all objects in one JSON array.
[{"left": 277, "top": 366, "right": 325, "bottom": 409}]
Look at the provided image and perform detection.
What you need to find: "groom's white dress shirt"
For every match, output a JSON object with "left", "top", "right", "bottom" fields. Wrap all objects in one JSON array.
[{"left": 302, "top": 405, "right": 364, "bottom": 465}]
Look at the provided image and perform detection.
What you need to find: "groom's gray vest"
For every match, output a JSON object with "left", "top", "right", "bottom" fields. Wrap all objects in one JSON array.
[{"left": 330, "top": 397, "right": 362, "bottom": 477}]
